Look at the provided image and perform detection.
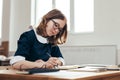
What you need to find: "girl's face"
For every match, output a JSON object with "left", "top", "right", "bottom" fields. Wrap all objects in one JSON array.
[{"left": 46, "top": 19, "right": 66, "bottom": 36}]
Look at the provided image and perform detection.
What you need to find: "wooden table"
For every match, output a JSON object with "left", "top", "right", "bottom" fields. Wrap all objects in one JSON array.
[{"left": 0, "top": 66, "right": 120, "bottom": 80}]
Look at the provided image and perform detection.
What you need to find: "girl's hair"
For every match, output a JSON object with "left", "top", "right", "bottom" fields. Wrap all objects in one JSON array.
[{"left": 36, "top": 9, "right": 67, "bottom": 45}]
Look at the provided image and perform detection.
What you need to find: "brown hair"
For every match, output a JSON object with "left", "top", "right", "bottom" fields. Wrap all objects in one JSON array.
[{"left": 36, "top": 9, "right": 67, "bottom": 45}]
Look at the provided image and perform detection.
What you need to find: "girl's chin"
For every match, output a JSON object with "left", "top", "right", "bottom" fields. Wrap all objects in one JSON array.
[{"left": 47, "top": 33, "right": 53, "bottom": 37}]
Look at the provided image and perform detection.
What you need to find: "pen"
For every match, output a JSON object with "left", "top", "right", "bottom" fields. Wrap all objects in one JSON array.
[
  {"left": 46, "top": 52, "right": 58, "bottom": 69},
  {"left": 46, "top": 52, "right": 51, "bottom": 57}
]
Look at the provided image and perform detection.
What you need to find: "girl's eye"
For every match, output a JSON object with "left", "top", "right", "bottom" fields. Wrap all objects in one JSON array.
[{"left": 55, "top": 23, "right": 59, "bottom": 28}]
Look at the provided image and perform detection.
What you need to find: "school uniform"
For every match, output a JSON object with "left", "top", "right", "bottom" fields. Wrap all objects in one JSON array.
[{"left": 10, "top": 28, "right": 65, "bottom": 65}]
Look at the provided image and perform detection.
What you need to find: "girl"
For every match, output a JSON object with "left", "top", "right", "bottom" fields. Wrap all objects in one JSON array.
[{"left": 10, "top": 9, "right": 67, "bottom": 70}]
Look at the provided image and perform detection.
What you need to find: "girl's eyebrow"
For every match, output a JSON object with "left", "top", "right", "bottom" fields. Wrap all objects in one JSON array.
[{"left": 51, "top": 19, "right": 60, "bottom": 27}]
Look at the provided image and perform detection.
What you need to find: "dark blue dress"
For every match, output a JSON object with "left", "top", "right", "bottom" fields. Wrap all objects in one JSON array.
[{"left": 14, "top": 29, "right": 63, "bottom": 62}]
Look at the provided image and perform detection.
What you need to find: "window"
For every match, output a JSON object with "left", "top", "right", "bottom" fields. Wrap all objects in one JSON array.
[
  {"left": 74, "top": 0, "right": 94, "bottom": 33},
  {"left": 55, "top": 0, "right": 70, "bottom": 31},
  {"left": 0, "top": 0, "right": 3, "bottom": 38},
  {"left": 35, "top": 0, "right": 52, "bottom": 25},
  {"left": 31, "top": 0, "right": 94, "bottom": 33}
]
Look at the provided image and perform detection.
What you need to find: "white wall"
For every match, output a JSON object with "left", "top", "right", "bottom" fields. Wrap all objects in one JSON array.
[
  {"left": 2, "top": 0, "right": 120, "bottom": 63},
  {"left": 9, "top": 0, "right": 31, "bottom": 52},
  {"left": 2, "top": 0, "right": 10, "bottom": 41},
  {"left": 65, "top": 0, "right": 120, "bottom": 47}
]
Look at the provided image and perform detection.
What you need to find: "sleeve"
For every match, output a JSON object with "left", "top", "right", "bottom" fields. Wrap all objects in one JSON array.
[
  {"left": 10, "top": 30, "right": 35, "bottom": 65},
  {"left": 10, "top": 56, "right": 25, "bottom": 65},
  {"left": 58, "top": 57, "right": 65, "bottom": 65},
  {"left": 14, "top": 31, "right": 33, "bottom": 57}
]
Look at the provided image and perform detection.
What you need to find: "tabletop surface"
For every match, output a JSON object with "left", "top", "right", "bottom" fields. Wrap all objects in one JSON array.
[{"left": 0, "top": 66, "right": 120, "bottom": 80}]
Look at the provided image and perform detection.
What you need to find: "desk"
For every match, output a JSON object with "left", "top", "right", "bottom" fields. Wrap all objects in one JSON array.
[{"left": 0, "top": 66, "right": 120, "bottom": 80}]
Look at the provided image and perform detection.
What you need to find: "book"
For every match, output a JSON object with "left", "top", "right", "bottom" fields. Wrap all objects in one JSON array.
[{"left": 69, "top": 66, "right": 107, "bottom": 72}]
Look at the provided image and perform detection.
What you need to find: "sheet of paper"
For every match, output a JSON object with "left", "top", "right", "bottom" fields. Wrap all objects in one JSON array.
[{"left": 34, "top": 70, "right": 97, "bottom": 79}]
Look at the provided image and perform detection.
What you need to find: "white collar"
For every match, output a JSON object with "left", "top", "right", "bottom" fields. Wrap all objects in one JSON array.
[{"left": 33, "top": 27, "right": 48, "bottom": 44}]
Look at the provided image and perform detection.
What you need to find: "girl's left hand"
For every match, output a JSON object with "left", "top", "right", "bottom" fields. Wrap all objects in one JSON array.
[{"left": 45, "top": 57, "right": 62, "bottom": 68}]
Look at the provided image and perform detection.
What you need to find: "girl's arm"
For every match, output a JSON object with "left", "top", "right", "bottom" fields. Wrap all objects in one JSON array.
[{"left": 12, "top": 60, "right": 45, "bottom": 70}]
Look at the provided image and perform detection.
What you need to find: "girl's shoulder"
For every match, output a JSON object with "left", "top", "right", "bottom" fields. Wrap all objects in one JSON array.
[
  {"left": 23, "top": 29, "right": 35, "bottom": 35},
  {"left": 19, "top": 29, "right": 36, "bottom": 42}
]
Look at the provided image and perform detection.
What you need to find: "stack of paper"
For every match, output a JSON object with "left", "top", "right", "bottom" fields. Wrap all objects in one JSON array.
[{"left": 106, "top": 65, "right": 120, "bottom": 71}]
